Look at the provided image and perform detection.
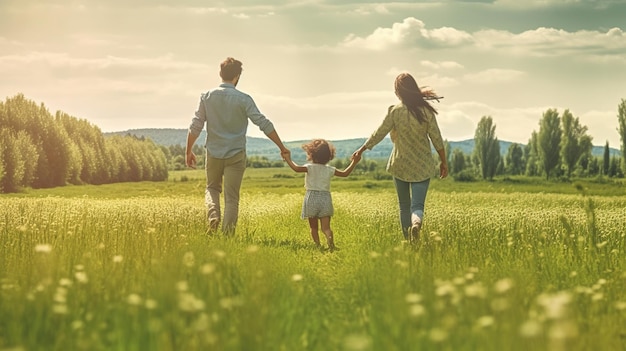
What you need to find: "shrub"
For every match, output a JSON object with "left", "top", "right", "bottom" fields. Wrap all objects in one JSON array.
[{"left": 453, "top": 170, "right": 476, "bottom": 182}]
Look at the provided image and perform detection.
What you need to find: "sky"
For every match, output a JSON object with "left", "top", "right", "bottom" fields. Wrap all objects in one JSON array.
[{"left": 1, "top": 0, "right": 626, "bottom": 147}]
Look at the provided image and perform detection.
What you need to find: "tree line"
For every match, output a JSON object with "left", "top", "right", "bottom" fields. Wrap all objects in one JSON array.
[
  {"left": 3, "top": 94, "right": 625, "bottom": 192},
  {"left": 0, "top": 94, "right": 168, "bottom": 193},
  {"left": 451, "top": 99, "right": 626, "bottom": 181}
]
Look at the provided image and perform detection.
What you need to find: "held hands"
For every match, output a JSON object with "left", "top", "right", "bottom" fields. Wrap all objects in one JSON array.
[
  {"left": 281, "top": 148, "right": 291, "bottom": 161},
  {"left": 351, "top": 147, "right": 364, "bottom": 162},
  {"left": 186, "top": 152, "right": 197, "bottom": 169}
]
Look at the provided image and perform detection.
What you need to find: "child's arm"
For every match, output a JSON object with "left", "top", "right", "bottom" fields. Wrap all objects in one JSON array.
[
  {"left": 334, "top": 153, "right": 361, "bottom": 177},
  {"left": 283, "top": 153, "right": 308, "bottom": 173}
]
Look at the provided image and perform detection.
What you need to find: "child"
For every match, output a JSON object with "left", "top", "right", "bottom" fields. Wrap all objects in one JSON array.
[{"left": 283, "top": 139, "right": 361, "bottom": 251}]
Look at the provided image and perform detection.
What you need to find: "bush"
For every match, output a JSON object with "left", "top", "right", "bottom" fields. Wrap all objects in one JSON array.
[
  {"left": 363, "top": 181, "right": 381, "bottom": 189},
  {"left": 272, "top": 174, "right": 294, "bottom": 179},
  {"left": 372, "top": 171, "right": 392, "bottom": 180},
  {"left": 453, "top": 170, "right": 477, "bottom": 182}
]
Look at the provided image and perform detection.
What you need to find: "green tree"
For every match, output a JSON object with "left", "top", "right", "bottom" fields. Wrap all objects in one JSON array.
[
  {"left": 0, "top": 143, "right": 4, "bottom": 190},
  {"left": 524, "top": 132, "right": 540, "bottom": 176},
  {"left": 505, "top": 143, "right": 524, "bottom": 175},
  {"left": 450, "top": 148, "right": 467, "bottom": 175},
  {"left": 444, "top": 140, "right": 452, "bottom": 166},
  {"left": 603, "top": 141, "right": 610, "bottom": 176},
  {"left": 473, "top": 116, "right": 500, "bottom": 180},
  {"left": 588, "top": 156, "right": 600, "bottom": 176},
  {"left": 0, "top": 130, "right": 24, "bottom": 192},
  {"left": 0, "top": 102, "right": 38, "bottom": 191},
  {"left": 560, "top": 109, "right": 592, "bottom": 177},
  {"left": 608, "top": 156, "right": 619, "bottom": 177},
  {"left": 105, "top": 137, "right": 129, "bottom": 182},
  {"left": 618, "top": 99, "right": 626, "bottom": 174},
  {"left": 14, "top": 130, "right": 39, "bottom": 187},
  {"left": 538, "top": 109, "right": 561, "bottom": 179}
]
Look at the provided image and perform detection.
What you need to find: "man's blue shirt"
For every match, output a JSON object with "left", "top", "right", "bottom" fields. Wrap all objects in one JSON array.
[{"left": 189, "top": 83, "right": 275, "bottom": 159}]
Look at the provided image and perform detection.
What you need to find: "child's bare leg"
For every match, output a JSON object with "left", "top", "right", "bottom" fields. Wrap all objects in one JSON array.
[
  {"left": 320, "top": 217, "right": 335, "bottom": 250},
  {"left": 308, "top": 218, "right": 321, "bottom": 246}
]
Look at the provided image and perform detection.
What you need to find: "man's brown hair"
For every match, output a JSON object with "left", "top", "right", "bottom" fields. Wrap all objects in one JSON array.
[{"left": 220, "top": 57, "right": 243, "bottom": 81}]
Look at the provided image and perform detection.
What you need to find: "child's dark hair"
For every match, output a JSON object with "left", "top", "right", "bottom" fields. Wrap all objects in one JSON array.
[{"left": 302, "top": 139, "right": 336, "bottom": 164}]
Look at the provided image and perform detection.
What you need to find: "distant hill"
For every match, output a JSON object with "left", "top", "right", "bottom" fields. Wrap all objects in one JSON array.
[{"left": 105, "top": 128, "right": 620, "bottom": 162}]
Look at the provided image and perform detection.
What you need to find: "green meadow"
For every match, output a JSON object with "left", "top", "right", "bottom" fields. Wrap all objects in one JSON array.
[{"left": 1, "top": 169, "right": 626, "bottom": 351}]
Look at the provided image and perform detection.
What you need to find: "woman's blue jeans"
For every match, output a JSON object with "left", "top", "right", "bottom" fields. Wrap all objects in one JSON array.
[{"left": 393, "top": 177, "right": 431, "bottom": 239}]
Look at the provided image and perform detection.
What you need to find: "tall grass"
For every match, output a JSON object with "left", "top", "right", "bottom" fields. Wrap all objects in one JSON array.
[{"left": 1, "top": 176, "right": 625, "bottom": 350}]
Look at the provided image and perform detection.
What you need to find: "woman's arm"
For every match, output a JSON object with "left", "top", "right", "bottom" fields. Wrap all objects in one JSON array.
[
  {"left": 353, "top": 106, "right": 395, "bottom": 159},
  {"left": 436, "top": 148, "right": 448, "bottom": 179}
]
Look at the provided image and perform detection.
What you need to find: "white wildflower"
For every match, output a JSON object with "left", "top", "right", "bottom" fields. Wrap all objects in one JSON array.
[
  {"left": 127, "top": 294, "right": 142, "bottom": 306},
  {"left": 343, "top": 334, "right": 371, "bottom": 351},
  {"left": 74, "top": 271, "right": 88, "bottom": 284},
  {"left": 405, "top": 293, "right": 422, "bottom": 304},
  {"left": 182, "top": 252, "right": 195, "bottom": 267},
  {"left": 53, "top": 304, "right": 68, "bottom": 314},
  {"left": 494, "top": 278, "right": 514, "bottom": 294},
  {"left": 35, "top": 244, "right": 52, "bottom": 253},
  {"left": 145, "top": 299, "right": 158, "bottom": 310},
  {"left": 409, "top": 304, "right": 426, "bottom": 317},
  {"left": 476, "top": 315, "right": 495, "bottom": 328},
  {"left": 176, "top": 281, "right": 189, "bottom": 292},
  {"left": 519, "top": 320, "right": 542, "bottom": 338},
  {"left": 200, "top": 263, "right": 216, "bottom": 275}
]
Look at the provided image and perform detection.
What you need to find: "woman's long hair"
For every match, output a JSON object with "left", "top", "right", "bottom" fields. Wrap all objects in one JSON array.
[{"left": 394, "top": 73, "right": 438, "bottom": 123}]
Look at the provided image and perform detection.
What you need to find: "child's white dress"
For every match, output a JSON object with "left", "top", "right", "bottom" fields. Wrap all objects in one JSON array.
[{"left": 301, "top": 163, "right": 336, "bottom": 219}]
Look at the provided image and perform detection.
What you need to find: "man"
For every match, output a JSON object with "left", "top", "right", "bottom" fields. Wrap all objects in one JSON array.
[{"left": 186, "top": 57, "right": 289, "bottom": 234}]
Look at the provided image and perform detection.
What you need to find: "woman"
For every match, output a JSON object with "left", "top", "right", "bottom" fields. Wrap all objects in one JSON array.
[{"left": 354, "top": 73, "right": 448, "bottom": 243}]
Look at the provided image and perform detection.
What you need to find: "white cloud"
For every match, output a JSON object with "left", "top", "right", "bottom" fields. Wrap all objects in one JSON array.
[
  {"left": 416, "top": 74, "right": 460, "bottom": 89},
  {"left": 493, "top": 0, "right": 621, "bottom": 9},
  {"left": 435, "top": 108, "right": 476, "bottom": 141},
  {"left": 579, "top": 109, "right": 622, "bottom": 146},
  {"left": 441, "top": 102, "right": 548, "bottom": 144},
  {"left": 352, "top": 3, "right": 390, "bottom": 15},
  {"left": 341, "top": 17, "right": 473, "bottom": 50},
  {"left": 156, "top": 6, "right": 229, "bottom": 15},
  {"left": 374, "top": 4, "right": 390, "bottom": 14},
  {"left": 464, "top": 69, "right": 526, "bottom": 84},
  {"left": 420, "top": 60, "right": 464, "bottom": 70},
  {"left": 0, "top": 52, "right": 207, "bottom": 73},
  {"left": 474, "top": 26, "right": 626, "bottom": 58},
  {"left": 385, "top": 68, "right": 459, "bottom": 89},
  {"left": 494, "top": 0, "right": 579, "bottom": 7},
  {"left": 339, "top": 17, "right": 625, "bottom": 64}
]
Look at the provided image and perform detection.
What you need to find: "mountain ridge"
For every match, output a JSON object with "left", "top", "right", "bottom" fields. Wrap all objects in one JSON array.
[{"left": 104, "top": 128, "right": 620, "bottom": 161}]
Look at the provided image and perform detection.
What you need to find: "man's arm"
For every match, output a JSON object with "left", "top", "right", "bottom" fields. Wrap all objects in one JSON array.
[
  {"left": 185, "top": 131, "right": 198, "bottom": 168},
  {"left": 266, "top": 130, "right": 289, "bottom": 154}
]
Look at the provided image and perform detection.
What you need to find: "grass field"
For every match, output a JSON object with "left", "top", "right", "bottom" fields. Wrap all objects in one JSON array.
[{"left": 1, "top": 169, "right": 626, "bottom": 351}]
